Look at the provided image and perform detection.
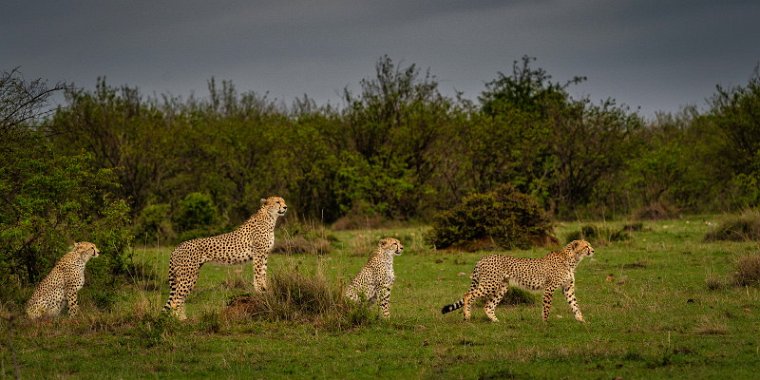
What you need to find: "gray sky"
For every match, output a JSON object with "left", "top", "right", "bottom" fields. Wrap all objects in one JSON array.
[{"left": 3, "top": 0, "right": 759, "bottom": 119}]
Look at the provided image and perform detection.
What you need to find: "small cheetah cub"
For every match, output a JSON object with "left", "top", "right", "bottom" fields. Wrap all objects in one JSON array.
[
  {"left": 344, "top": 237, "right": 404, "bottom": 317},
  {"left": 26, "top": 242, "right": 100, "bottom": 320},
  {"left": 441, "top": 240, "right": 594, "bottom": 323}
]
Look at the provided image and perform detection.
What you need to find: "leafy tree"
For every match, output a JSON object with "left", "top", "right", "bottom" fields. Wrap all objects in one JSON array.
[
  {"left": 707, "top": 66, "right": 760, "bottom": 207},
  {"left": 341, "top": 55, "right": 453, "bottom": 218},
  {"left": 0, "top": 69, "right": 131, "bottom": 301}
]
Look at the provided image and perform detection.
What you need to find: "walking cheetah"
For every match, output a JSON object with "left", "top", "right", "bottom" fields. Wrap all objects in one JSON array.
[
  {"left": 163, "top": 196, "right": 287, "bottom": 320},
  {"left": 441, "top": 240, "right": 594, "bottom": 322},
  {"left": 25, "top": 242, "right": 100, "bottom": 319},
  {"left": 345, "top": 237, "right": 403, "bottom": 317}
]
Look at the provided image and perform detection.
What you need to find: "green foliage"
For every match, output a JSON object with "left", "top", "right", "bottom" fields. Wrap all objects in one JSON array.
[
  {"left": 134, "top": 203, "right": 174, "bottom": 245},
  {"left": 427, "top": 184, "right": 556, "bottom": 250},
  {"left": 3, "top": 58, "right": 760, "bottom": 272},
  {"left": 173, "top": 192, "right": 219, "bottom": 234},
  {"left": 0, "top": 70, "right": 133, "bottom": 304}
]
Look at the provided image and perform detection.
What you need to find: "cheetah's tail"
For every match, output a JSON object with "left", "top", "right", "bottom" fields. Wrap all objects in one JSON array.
[{"left": 441, "top": 300, "right": 464, "bottom": 314}]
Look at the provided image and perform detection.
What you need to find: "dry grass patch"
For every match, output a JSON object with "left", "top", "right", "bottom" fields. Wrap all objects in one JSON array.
[
  {"left": 224, "top": 262, "right": 377, "bottom": 330},
  {"left": 705, "top": 210, "right": 760, "bottom": 242},
  {"left": 733, "top": 254, "right": 760, "bottom": 287}
]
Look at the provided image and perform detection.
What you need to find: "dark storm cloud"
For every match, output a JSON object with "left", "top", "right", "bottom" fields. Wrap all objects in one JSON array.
[{"left": 2, "top": 0, "right": 759, "bottom": 117}]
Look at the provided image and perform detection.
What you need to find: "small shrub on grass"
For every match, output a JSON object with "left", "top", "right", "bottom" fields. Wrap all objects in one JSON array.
[
  {"left": 426, "top": 184, "right": 556, "bottom": 251},
  {"left": 705, "top": 210, "right": 760, "bottom": 241},
  {"left": 733, "top": 254, "right": 760, "bottom": 287},
  {"left": 705, "top": 274, "right": 726, "bottom": 290},
  {"left": 199, "top": 310, "right": 222, "bottom": 334},
  {"left": 224, "top": 263, "right": 377, "bottom": 329},
  {"left": 134, "top": 313, "right": 180, "bottom": 348},
  {"left": 500, "top": 288, "right": 536, "bottom": 305}
]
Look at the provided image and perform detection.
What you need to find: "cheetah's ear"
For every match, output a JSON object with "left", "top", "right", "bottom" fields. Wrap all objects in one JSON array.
[{"left": 260, "top": 198, "right": 267, "bottom": 205}]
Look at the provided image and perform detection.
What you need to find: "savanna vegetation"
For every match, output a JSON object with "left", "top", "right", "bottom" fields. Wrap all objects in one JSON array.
[{"left": 2, "top": 56, "right": 760, "bottom": 378}]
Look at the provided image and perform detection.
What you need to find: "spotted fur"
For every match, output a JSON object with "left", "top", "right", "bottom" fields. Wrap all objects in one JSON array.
[
  {"left": 163, "top": 196, "right": 287, "bottom": 320},
  {"left": 441, "top": 240, "right": 595, "bottom": 322},
  {"left": 25, "top": 242, "right": 100, "bottom": 320},
  {"left": 344, "top": 238, "right": 404, "bottom": 318}
]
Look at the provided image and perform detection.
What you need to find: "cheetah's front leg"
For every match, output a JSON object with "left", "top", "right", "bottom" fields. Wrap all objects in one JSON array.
[
  {"left": 378, "top": 285, "right": 392, "bottom": 318},
  {"left": 65, "top": 283, "right": 80, "bottom": 317},
  {"left": 252, "top": 254, "right": 269, "bottom": 292},
  {"left": 563, "top": 281, "right": 585, "bottom": 322}
]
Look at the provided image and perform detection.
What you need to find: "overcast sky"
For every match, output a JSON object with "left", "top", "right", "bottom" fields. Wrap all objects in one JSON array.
[{"left": 3, "top": 0, "right": 759, "bottom": 119}]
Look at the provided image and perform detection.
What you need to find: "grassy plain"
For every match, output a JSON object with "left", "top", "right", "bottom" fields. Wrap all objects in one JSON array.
[{"left": 2, "top": 215, "right": 760, "bottom": 379}]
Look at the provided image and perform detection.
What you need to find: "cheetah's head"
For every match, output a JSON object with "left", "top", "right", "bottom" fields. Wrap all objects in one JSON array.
[
  {"left": 379, "top": 237, "right": 404, "bottom": 256},
  {"left": 74, "top": 241, "right": 100, "bottom": 260},
  {"left": 567, "top": 239, "right": 594, "bottom": 261},
  {"left": 260, "top": 196, "right": 288, "bottom": 217}
]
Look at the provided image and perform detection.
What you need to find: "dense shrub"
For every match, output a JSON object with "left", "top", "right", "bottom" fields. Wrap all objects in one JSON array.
[
  {"left": 426, "top": 184, "right": 556, "bottom": 251},
  {"left": 704, "top": 210, "right": 760, "bottom": 241},
  {"left": 134, "top": 203, "right": 174, "bottom": 245},
  {"left": 173, "top": 192, "right": 222, "bottom": 242}
]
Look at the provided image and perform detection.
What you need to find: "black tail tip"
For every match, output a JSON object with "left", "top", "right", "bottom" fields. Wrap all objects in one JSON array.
[{"left": 441, "top": 305, "right": 452, "bottom": 314}]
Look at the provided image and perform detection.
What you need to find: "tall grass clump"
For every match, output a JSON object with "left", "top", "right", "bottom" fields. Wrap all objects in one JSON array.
[
  {"left": 733, "top": 254, "right": 760, "bottom": 287},
  {"left": 704, "top": 210, "right": 760, "bottom": 241},
  {"left": 272, "top": 220, "right": 335, "bottom": 255},
  {"left": 224, "top": 261, "right": 377, "bottom": 329}
]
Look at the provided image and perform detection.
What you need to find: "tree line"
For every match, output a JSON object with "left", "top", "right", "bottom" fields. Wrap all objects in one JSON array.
[{"left": 2, "top": 56, "right": 759, "bottom": 289}]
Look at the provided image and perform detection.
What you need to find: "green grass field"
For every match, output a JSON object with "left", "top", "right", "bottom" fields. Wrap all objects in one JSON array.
[{"left": 2, "top": 216, "right": 760, "bottom": 379}]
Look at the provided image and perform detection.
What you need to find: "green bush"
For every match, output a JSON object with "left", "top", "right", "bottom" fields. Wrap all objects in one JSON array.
[
  {"left": 705, "top": 210, "right": 760, "bottom": 241},
  {"left": 172, "top": 192, "right": 222, "bottom": 242},
  {"left": 426, "top": 184, "right": 556, "bottom": 251},
  {"left": 134, "top": 203, "right": 174, "bottom": 245}
]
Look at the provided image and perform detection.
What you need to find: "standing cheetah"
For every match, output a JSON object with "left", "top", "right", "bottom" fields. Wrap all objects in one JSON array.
[
  {"left": 163, "top": 196, "right": 287, "bottom": 319},
  {"left": 345, "top": 238, "right": 403, "bottom": 318},
  {"left": 25, "top": 242, "right": 100, "bottom": 320},
  {"left": 441, "top": 240, "right": 594, "bottom": 322}
]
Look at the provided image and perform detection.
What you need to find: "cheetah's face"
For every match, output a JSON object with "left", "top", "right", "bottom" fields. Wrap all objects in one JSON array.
[
  {"left": 572, "top": 240, "right": 594, "bottom": 259},
  {"left": 261, "top": 196, "right": 288, "bottom": 216},
  {"left": 379, "top": 238, "right": 404, "bottom": 256},
  {"left": 75, "top": 242, "right": 100, "bottom": 259}
]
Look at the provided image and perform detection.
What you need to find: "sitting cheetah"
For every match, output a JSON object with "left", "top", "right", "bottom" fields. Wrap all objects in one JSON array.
[
  {"left": 163, "top": 196, "right": 287, "bottom": 320},
  {"left": 441, "top": 240, "right": 594, "bottom": 322},
  {"left": 25, "top": 242, "right": 100, "bottom": 320},
  {"left": 345, "top": 237, "right": 403, "bottom": 318}
]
